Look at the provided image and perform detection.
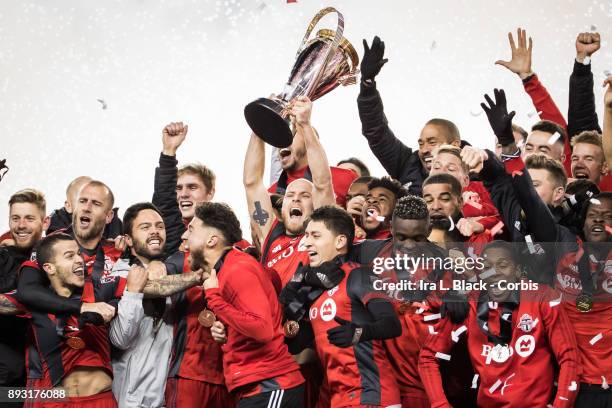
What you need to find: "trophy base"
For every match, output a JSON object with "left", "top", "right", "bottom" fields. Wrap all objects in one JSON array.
[{"left": 244, "top": 98, "right": 293, "bottom": 148}]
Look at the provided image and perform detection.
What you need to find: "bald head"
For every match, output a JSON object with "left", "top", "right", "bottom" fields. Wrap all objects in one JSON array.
[{"left": 65, "top": 176, "right": 93, "bottom": 213}]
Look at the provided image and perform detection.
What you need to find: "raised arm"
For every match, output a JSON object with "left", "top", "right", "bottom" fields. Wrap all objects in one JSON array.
[
  {"left": 568, "top": 32, "right": 602, "bottom": 138},
  {"left": 244, "top": 132, "right": 276, "bottom": 244},
  {"left": 357, "top": 36, "right": 422, "bottom": 193},
  {"left": 604, "top": 77, "right": 612, "bottom": 168},
  {"left": 496, "top": 28, "right": 572, "bottom": 173},
  {"left": 289, "top": 97, "right": 334, "bottom": 208},
  {"left": 152, "top": 122, "right": 188, "bottom": 257}
]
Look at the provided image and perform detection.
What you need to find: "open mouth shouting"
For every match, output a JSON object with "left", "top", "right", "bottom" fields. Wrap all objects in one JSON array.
[
  {"left": 289, "top": 207, "right": 303, "bottom": 220},
  {"left": 147, "top": 236, "right": 163, "bottom": 251},
  {"left": 72, "top": 264, "right": 85, "bottom": 278},
  {"left": 79, "top": 215, "right": 92, "bottom": 229},
  {"left": 572, "top": 168, "right": 590, "bottom": 179},
  {"left": 308, "top": 249, "right": 319, "bottom": 265},
  {"left": 180, "top": 201, "right": 194, "bottom": 212}
]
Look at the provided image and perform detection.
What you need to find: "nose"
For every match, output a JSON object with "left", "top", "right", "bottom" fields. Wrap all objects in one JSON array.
[
  {"left": 430, "top": 199, "right": 442, "bottom": 211},
  {"left": 17, "top": 218, "right": 28, "bottom": 229},
  {"left": 181, "top": 230, "right": 189, "bottom": 241}
]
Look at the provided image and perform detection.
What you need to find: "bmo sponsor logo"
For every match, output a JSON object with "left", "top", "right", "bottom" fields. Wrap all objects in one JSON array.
[
  {"left": 556, "top": 273, "right": 581, "bottom": 291},
  {"left": 310, "top": 298, "right": 337, "bottom": 322},
  {"left": 481, "top": 335, "right": 536, "bottom": 364}
]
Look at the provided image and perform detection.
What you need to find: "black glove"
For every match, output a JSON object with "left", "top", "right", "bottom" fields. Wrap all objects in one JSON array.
[
  {"left": 440, "top": 291, "right": 469, "bottom": 324},
  {"left": 78, "top": 311, "right": 105, "bottom": 327},
  {"left": 303, "top": 260, "right": 345, "bottom": 289},
  {"left": 327, "top": 317, "right": 362, "bottom": 348},
  {"left": 481, "top": 88, "right": 516, "bottom": 147},
  {"left": 361, "top": 36, "right": 388, "bottom": 82}
]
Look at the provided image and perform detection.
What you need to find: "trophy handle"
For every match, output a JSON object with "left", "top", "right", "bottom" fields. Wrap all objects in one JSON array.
[{"left": 296, "top": 7, "right": 344, "bottom": 59}]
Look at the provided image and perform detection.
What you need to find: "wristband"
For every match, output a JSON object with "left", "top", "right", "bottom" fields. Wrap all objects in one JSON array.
[{"left": 500, "top": 148, "right": 521, "bottom": 162}]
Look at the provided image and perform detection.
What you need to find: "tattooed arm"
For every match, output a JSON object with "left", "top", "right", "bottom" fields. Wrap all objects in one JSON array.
[
  {"left": 244, "top": 132, "right": 276, "bottom": 245},
  {"left": 142, "top": 270, "right": 203, "bottom": 298},
  {"left": 0, "top": 294, "right": 20, "bottom": 315}
]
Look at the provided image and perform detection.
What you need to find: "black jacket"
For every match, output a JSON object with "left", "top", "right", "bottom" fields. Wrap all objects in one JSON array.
[
  {"left": 357, "top": 81, "right": 426, "bottom": 194},
  {"left": 568, "top": 60, "right": 601, "bottom": 138}
]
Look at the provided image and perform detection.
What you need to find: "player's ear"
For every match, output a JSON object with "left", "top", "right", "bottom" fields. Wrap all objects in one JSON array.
[
  {"left": 335, "top": 234, "right": 347, "bottom": 251},
  {"left": 105, "top": 209, "right": 114, "bottom": 225},
  {"left": 42, "top": 263, "right": 56, "bottom": 277},
  {"left": 124, "top": 235, "right": 134, "bottom": 248}
]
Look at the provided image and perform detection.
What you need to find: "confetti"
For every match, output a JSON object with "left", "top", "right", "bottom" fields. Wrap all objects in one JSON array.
[
  {"left": 567, "top": 194, "right": 577, "bottom": 206},
  {"left": 514, "top": 221, "right": 521, "bottom": 231},
  {"left": 366, "top": 208, "right": 385, "bottom": 222},
  {"left": 489, "top": 221, "right": 504, "bottom": 236},
  {"left": 448, "top": 216, "right": 455, "bottom": 231},
  {"left": 605, "top": 70, "right": 612, "bottom": 78},
  {"left": 471, "top": 374, "right": 479, "bottom": 389},
  {"left": 511, "top": 170, "right": 523, "bottom": 178},
  {"left": 482, "top": 322, "right": 488, "bottom": 331},
  {"left": 547, "top": 132, "right": 561, "bottom": 145},
  {"left": 590, "top": 25, "right": 597, "bottom": 31},
  {"left": 606, "top": 225, "right": 612, "bottom": 234},
  {"left": 428, "top": 325, "right": 438, "bottom": 334},
  {"left": 479, "top": 268, "right": 496, "bottom": 280},
  {"left": 489, "top": 379, "right": 502, "bottom": 393},
  {"left": 430, "top": 41, "right": 437, "bottom": 51},
  {"left": 602, "top": 376, "right": 609, "bottom": 389},
  {"left": 527, "top": 110, "right": 542, "bottom": 118},
  {"left": 488, "top": 301, "right": 498, "bottom": 309},
  {"left": 568, "top": 381, "right": 578, "bottom": 391},
  {"left": 470, "top": 108, "right": 483, "bottom": 117},
  {"left": 525, "top": 235, "right": 536, "bottom": 254},
  {"left": 96, "top": 99, "right": 107, "bottom": 110},
  {"left": 589, "top": 333, "right": 603, "bottom": 345},
  {"left": 424, "top": 313, "right": 441, "bottom": 322},
  {"left": 549, "top": 295, "right": 562, "bottom": 307},
  {"left": 435, "top": 352, "right": 451, "bottom": 361},
  {"left": 590, "top": 198, "right": 602, "bottom": 205},
  {"left": 516, "top": 139, "right": 524, "bottom": 149},
  {"left": 403, "top": 181, "right": 412, "bottom": 190},
  {"left": 451, "top": 325, "right": 467, "bottom": 342},
  {"left": 590, "top": 254, "right": 599, "bottom": 263},
  {"left": 532, "top": 318, "right": 539, "bottom": 329}
]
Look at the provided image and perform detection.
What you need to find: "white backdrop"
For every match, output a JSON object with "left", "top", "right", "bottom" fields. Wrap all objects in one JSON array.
[{"left": 1, "top": 0, "right": 611, "bottom": 233}]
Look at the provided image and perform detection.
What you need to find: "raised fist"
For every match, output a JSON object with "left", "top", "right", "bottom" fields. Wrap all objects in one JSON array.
[
  {"left": 576, "top": 32, "right": 600, "bottom": 61},
  {"left": 162, "top": 122, "right": 188, "bottom": 156}
]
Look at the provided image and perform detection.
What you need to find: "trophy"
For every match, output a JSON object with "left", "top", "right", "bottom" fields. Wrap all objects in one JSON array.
[{"left": 244, "top": 7, "right": 359, "bottom": 148}]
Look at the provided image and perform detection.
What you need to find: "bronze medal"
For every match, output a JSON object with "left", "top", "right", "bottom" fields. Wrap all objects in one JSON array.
[
  {"left": 198, "top": 309, "right": 216, "bottom": 327},
  {"left": 283, "top": 320, "right": 300, "bottom": 338},
  {"left": 66, "top": 336, "right": 85, "bottom": 350},
  {"left": 575, "top": 293, "right": 593, "bottom": 313}
]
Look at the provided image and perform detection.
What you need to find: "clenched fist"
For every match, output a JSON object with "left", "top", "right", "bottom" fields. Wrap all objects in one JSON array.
[
  {"left": 576, "top": 32, "right": 600, "bottom": 62},
  {"left": 162, "top": 122, "right": 188, "bottom": 156}
]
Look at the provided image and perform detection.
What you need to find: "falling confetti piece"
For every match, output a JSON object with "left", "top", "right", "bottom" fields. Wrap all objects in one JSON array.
[
  {"left": 430, "top": 40, "right": 437, "bottom": 51},
  {"left": 489, "top": 221, "right": 504, "bottom": 236},
  {"left": 590, "top": 25, "right": 597, "bottom": 31},
  {"left": 471, "top": 374, "right": 479, "bottom": 389},
  {"left": 605, "top": 70, "right": 612, "bottom": 78},
  {"left": 470, "top": 108, "right": 483, "bottom": 117},
  {"left": 489, "top": 379, "right": 502, "bottom": 393},
  {"left": 532, "top": 318, "right": 539, "bottom": 329},
  {"left": 255, "top": 2, "right": 266, "bottom": 11},
  {"left": 96, "top": 99, "right": 107, "bottom": 109},
  {"left": 428, "top": 325, "right": 438, "bottom": 334},
  {"left": 488, "top": 301, "right": 498, "bottom": 309},
  {"left": 516, "top": 139, "right": 524, "bottom": 149},
  {"left": 403, "top": 181, "right": 412, "bottom": 190},
  {"left": 567, "top": 194, "right": 577, "bottom": 205},
  {"left": 602, "top": 376, "right": 609, "bottom": 389},
  {"left": 511, "top": 170, "right": 523, "bottom": 178},
  {"left": 547, "top": 132, "right": 561, "bottom": 145},
  {"left": 482, "top": 322, "right": 488, "bottom": 330},
  {"left": 590, "top": 198, "right": 602, "bottom": 205},
  {"left": 605, "top": 225, "right": 612, "bottom": 234},
  {"left": 549, "top": 295, "right": 561, "bottom": 307},
  {"left": 424, "top": 313, "right": 441, "bottom": 322},
  {"left": 568, "top": 381, "right": 578, "bottom": 391},
  {"left": 501, "top": 312, "right": 512, "bottom": 321},
  {"left": 590, "top": 254, "right": 599, "bottom": 263},
  {"left": 451, "top": 325, "right": 467, "bottom": 342},
  {"left": 525, "top": 234, "right": 536, "bottom": 254},
  {"left": 479, "top": 268, "right": 496, "bottom": 280},
  {"left": 527, "top": 110, "right": 542, "bottom": 118},
  {"left": 366, "top": 208, "right": 385, "bottom": 222},
  {"left": 514, "top": 221, "right": 521, "bottom": 231},
  {"left": 435, "top": 352, "right": 451, "bottom": 361},
  {"left": 448, "top": 216, "right": 455, "bottom": 231},
  {"left": 589, "top": 333, "right": 603, "bottom": 345}
]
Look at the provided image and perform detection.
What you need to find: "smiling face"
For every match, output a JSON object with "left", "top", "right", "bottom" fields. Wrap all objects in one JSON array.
[
  {"left": 522, "top": 131, "right": 565, "bottom": 162},
  {"left": 182, "top": 217, "right": 213, "bottom": 271},
  {"left": 72, "top": 184, "right": 113, "bottom": 246},
  {"left": 43, "top": 239, "right": 85, "bottom": 290},
  {"left": 303, "top": 220, "right": 347, "bottom": 267},
  {"left": 176, "top": 173, "right": 213, "bottom": 220},
  {"left": 482, "top": 246, "right": 521, "bottom": 302},
  {"left": 361, "top": 186, "right": 395, "bottom": 232},
  {"left": 126, "top": 209, "right": 166, "bottom": 261},
  {"left": 9, "top": 202, "right": 47, "bottom": 250},
  {"left": 281, "top": 179, "right": 314, "bottom": 236},
  {"left": 422, "top": 183, "right": 462, "bottom": 229},
  {"left": 583, "top": 197, "right": 612, "bottom": 243},
  {"left": 430, "top": 152, "right": 469, "bottom": 187},
  {"left": 418, "top": 124, "right": 449, "bottom": 171},
  {"left": 571, "top": 142, "right": 608, "bottom": 185}
]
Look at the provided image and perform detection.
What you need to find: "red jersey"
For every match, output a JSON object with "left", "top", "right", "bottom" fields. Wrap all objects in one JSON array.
[
  {"left": 554, "top": 246, "right": 612, "bottom": 385},
  {"left": 205, "top": 249, "right": 303, "bottom": 392},
  {"left": 599, "top": 174, "right": 612, "bottom": 192},
  {"left": 268, "top": 166, "right": 358, "bottom": 207},
  {"left": 166, "top": 251, "right": 224, "bottom": 385},
  {"left": 309, "top": 262, "right": 400, "bottom": 407},
  {"left": 261, "top": 220, "right": 309, "bottom": 286},
  {"left": 463, "top": 181, "right": 502, "bottom": 231},
  {"left": 419, "top": 284, "right": 579, "bottom": 408}
]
